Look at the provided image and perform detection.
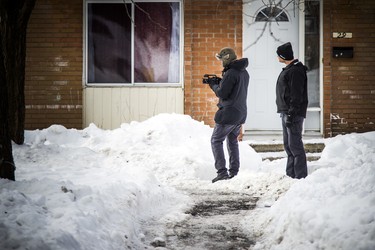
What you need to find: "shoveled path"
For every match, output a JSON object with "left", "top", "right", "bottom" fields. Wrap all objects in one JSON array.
[{"left": 152, "top": 188, "right": 259, "bottom": 250}]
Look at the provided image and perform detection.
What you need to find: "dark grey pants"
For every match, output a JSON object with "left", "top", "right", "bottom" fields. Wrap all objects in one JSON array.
[
  {"left": 211, "top": 124, "right": 242, "bottom": 176},
  {"left": 281, "top": 113, "right": 308, "bottom": 179}
]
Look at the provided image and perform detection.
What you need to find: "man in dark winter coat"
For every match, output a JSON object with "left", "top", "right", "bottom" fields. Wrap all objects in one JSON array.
[
  {"left": 276, "top": 42, "right": 308, "bottom": 179},
  {"left": 209, "top": 47, "right": 249, "bottom": 183}
]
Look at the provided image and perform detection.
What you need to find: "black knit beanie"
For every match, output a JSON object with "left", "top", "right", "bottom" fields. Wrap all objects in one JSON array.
[{"left": 277, "top": 42, "right": 294, "bottom": 60}]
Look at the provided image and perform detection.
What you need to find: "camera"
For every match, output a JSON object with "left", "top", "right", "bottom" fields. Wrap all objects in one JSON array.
[{"left": 202, "top": 74, "right": 221, "bottom": 85}]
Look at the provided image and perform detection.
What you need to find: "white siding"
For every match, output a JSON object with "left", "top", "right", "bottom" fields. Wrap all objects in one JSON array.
[{"left": 83, "top": 87, "right": 184, "bottom": 129}]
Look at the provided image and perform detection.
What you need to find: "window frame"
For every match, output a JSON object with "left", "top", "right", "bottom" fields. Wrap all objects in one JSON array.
[{"left": 84, "top": 0, "right": 184, "bottom": 87}]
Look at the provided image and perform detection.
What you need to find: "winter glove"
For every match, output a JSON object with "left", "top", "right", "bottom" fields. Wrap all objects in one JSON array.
[
  {"left": 209, "top": 82, "right": 216, "bottom": 91},
  {"left": 286, "top": 115, "right": 293, "bottom": 128},
  {"left": 210, "top": 77, "right": 221, "bottom": 90}
]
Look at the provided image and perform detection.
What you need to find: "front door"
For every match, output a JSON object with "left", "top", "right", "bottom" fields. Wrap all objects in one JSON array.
[{"left": 243, "top": 0, "right": 299, "bottom": 131}]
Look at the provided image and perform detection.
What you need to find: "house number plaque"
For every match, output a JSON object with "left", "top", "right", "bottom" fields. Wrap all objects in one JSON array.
[{"left": 332, "top": 32, "right": 353, "bottom": 38}]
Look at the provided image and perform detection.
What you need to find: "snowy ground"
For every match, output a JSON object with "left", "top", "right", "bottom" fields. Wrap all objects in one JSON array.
[{"left": 0, "top": 114, "right": 374, "bottom": 250}]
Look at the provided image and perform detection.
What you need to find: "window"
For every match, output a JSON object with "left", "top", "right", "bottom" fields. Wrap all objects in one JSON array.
[
  {"left": 86, "top": 1, "right": 182, "bottom": 85},
  {"left": 255, "top": 7, "right": 289, "bottom": 22},
  {"left": 305, "top": 0, "right": 320, "bottom": 108}
]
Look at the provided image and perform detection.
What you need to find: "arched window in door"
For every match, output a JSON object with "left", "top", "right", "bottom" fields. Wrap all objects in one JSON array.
[{"left": 255, "top": 7, "right": 289, "bottom": 22}]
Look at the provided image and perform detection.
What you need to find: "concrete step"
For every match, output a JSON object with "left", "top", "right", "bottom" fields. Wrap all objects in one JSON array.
[
  {"left": 249, "top": 142, "right": 325, "bottom": 162},
  {"left": 250, "top": 143, "right": 325, "bottom": 153}
]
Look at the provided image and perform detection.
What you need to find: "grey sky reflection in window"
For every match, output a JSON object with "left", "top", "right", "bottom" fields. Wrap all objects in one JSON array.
[{"left": 134, "top": 3, "right": 180, "bottom": 83}]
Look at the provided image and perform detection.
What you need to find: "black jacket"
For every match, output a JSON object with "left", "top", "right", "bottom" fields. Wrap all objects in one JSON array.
[
  {"left": 276, "top": 59, "right": 308, "bottom": 118},
  {"left": 211, "top": 58, "right": 250, "bottom": 124}
]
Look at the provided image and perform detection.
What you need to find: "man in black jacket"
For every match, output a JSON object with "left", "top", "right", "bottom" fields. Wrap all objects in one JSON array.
[
  {"left": 209, "top": 47, "right": 249, "bottom": 183},
  {"left": 276, "top": 42, "right": 308, "bottom": 179}
]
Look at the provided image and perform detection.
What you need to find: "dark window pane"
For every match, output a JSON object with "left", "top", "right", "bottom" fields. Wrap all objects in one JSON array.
[
  {"left": 87, "top": 3, "right": 131, "bottom": 83},
  {"left": 134, "top": 2, "right": 180, "bottom": 83}
]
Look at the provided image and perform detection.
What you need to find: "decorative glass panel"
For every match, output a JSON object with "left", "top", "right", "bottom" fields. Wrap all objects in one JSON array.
[
  {"left": 255, "top": 7, "right": 289, "bottom": 22},
  {"left": 305, "top": 0, "right": 320, "bottom": 107}
]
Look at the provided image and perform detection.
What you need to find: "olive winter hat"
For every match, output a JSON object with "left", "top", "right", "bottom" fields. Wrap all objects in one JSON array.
[
  {"left": 215, "top": 47, "right": 237, "bottom": 67},
  {"left": 277, "top": 42, "right": 294, "bottom": 60}
]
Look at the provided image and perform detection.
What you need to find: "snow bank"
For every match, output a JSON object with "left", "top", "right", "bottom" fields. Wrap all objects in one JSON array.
[
  {"left": 1, "top": 114, "right": 374, "bottom": 250},
  {"left": 250, "top": 132, "right": 375, "bottom": 250}
]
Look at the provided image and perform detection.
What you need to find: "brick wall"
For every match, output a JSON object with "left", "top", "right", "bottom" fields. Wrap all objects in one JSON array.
[
  {"left": 25, "top": 0, "right": 83, "bottom": 130},
  {"left": 323, "top": 0, "right": 375, "bottom": 137},
  {"left": 184, "top": 0, "right": 243, "bottom": 127},
  {"left": 24, "top": 0, "right": 374, "bottom": 135}
]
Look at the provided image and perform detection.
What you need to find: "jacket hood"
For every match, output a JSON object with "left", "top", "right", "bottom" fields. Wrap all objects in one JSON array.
[
  {"left": 285, "top": 59, "right": 308, "bottom": 71},
  {"left": 227, "top": 58, "right": 249, "bottom": 71}
]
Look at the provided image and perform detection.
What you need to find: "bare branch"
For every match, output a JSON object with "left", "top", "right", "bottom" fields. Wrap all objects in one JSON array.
[
  {"left": 215, "top": 0, "right": 222, "bottom": 17},
  {"left": 134, "top": 3, "right": 167, "bottom": 30},
  {"left": 122, "top": 0, "right": 167, "bottom": 30},
  {"left": 243, "top": 21, "right": 268, "bottom": 51},
  {"left": 122, "top": 0, "right": 134, "bottom": 25},
  {"left": 243, "top": 0, "right": 307, "bottom": 48},
  {"left": 268, "top": 23, "right": 282, "bottom": 42}
]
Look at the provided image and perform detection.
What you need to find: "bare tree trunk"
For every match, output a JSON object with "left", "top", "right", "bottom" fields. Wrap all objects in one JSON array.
[
  {"left": 0, "top": 0, "right": 36, "bottom": 181},
  {"left": 0, "top": 38, "right": 15, "bottom": 180}
]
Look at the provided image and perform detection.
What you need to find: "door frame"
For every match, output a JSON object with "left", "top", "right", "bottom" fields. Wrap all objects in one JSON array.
[
  {"left": 242, "top": 0, "right": 324, "bottom": 135},
  {"left": 243, "top": 0, "right": 300, "bottom": 131}
]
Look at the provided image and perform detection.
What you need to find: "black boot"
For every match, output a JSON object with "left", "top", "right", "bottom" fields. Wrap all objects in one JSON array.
[
  {"left": 212, "top": 173, "right": 229, "bottom": 183},
  {"left": 228, "top": 173, "right": 237, "bottom": 179}
]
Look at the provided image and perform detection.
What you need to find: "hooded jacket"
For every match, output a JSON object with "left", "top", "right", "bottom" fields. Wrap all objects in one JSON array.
[
  {"left": 210, "top": 58, "right": 250, "bottom": 125},
  {"left": 276, "top": 59, "right": 308, "bottom": 118}
]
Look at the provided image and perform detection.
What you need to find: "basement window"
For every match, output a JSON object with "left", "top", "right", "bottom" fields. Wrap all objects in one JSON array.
[{"left": 85, "top": 0, "right": 182, "bottom": 86}]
